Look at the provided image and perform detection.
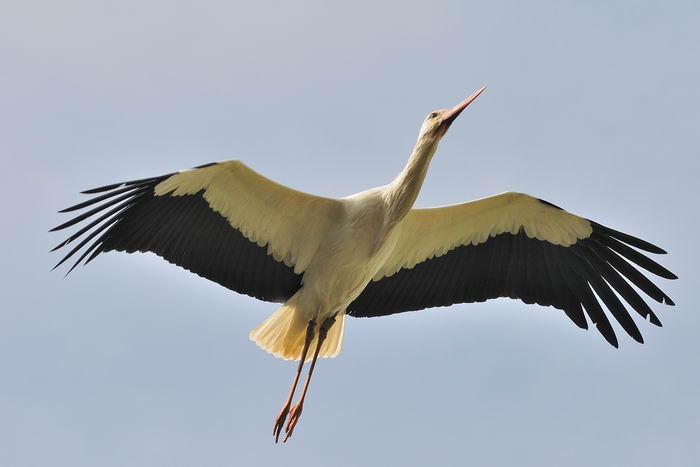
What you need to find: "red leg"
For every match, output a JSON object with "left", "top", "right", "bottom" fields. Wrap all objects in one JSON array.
[
  {"left": 273, "top": 319, "right": 315, "bottom": 443},
  {"left": 283, "top": 314, "right": 337, "bottom": 442}
]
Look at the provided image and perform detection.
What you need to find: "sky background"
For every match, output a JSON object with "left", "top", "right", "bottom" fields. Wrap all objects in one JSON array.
[{"left": 2, "top": 1, "right": 698, "bottom": 466}]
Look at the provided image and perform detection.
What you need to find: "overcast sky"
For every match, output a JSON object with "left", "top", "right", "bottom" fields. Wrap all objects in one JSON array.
[{"left": 2, "top": 1, "right": 698, "bottom": 466}]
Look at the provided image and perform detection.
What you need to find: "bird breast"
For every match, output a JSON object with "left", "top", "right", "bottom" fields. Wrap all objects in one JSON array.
[{"left": 298, "top": 192, "right": 401, "bottom": 313}]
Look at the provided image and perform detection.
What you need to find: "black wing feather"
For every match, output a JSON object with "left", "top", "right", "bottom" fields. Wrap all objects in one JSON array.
[
  {"left": 348, "top": 201, "right": 676, "bottom": 347},
  {"left": 52, "top": 171, "right": 302, "bottom": 303}
]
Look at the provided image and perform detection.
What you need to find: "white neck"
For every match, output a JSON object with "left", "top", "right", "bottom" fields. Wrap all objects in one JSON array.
[{"left": 383, "top": 135, "right": 439, "bottom": 224}]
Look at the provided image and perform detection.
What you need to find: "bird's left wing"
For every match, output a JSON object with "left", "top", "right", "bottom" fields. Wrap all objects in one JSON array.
[
  {"left": 348, "top": 192, "right": 676, "bottom": 346},
  {"left": 51, "top": 160, "right": 342, "bottom": 303}
]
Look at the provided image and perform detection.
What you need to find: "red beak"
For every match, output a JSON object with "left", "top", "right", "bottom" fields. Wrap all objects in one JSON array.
[{"left": 441, "top": 86, "right": 487, "bottom": 127}]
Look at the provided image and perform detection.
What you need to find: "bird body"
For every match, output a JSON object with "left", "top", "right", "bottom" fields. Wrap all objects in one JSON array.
[
  {"left": 253, "top": 187, "right": 404, "bottom": 359},
  {"left": 254, "top": 130, "right": 442, "bottom": 360},
  {"left": 51, "top": 87, "right": 676, "bottom": 440}
]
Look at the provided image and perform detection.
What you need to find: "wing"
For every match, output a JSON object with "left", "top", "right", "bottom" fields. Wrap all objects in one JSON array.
[
  {"left": 348, "top": 192, "right": 676, "bottom": 347},
  {"left": 51, "top": 160, "right": 342, "bottom": 303}
]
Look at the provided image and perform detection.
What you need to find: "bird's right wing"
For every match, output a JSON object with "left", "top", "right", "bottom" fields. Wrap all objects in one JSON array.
[
  {"left": 51, "top": 160, "right": 343, "bottom": 302},
  {"left": 348, "top": 192, "right": 676, "bottom": 347}
]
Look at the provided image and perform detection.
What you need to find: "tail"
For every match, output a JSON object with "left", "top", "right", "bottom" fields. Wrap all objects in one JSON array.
[{"left": 249, "top": 304, "right": 346, "bottom": 361}]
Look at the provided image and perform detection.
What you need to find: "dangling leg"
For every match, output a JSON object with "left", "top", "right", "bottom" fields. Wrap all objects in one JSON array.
[
  {"left": 273, "top": 319, "right": 316, "bottom": 443},
  {"left": 283, "top": 314, "right": 337, "bottom": 442}
]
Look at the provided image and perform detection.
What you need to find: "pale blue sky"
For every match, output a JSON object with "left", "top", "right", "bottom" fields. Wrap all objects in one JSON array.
[{"left": 2, "top": 1, "right": 698, "bottom": 466}]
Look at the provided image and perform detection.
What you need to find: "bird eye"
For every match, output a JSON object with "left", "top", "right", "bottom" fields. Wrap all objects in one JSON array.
[{"left": 429, "top": 112, "right": 439, "bottom": 119}]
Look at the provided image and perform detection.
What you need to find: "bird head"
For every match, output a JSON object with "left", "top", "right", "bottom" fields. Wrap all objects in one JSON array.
[{"left": 419, "top": 86, "right": 487, "bottom": 140}]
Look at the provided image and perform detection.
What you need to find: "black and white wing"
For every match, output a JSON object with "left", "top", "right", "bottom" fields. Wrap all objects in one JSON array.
[
  {"left": 348, "top": 192, "right": 676, "bottom": 347},
  {"left": 52, "top": 161, "right": 342, "bottom": 302}
]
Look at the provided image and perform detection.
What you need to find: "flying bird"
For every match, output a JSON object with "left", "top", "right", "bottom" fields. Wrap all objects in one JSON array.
[{"left": 51, "top": 87, "right": 676, "bottom": 442}]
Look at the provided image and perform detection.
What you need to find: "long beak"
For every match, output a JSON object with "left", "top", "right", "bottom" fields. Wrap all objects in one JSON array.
[{"left": 441, "top": 86, "right": 487, "bottom": 128}]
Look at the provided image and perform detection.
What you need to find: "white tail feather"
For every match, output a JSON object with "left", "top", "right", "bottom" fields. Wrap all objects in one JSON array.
[{"left": 249, "top": 305, "right": 346, "bottom": 361}]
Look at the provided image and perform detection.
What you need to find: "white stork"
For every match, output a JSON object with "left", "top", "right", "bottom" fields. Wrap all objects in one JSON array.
[{"left": 51, "top": 87, "right": 676, "bottom": 442}]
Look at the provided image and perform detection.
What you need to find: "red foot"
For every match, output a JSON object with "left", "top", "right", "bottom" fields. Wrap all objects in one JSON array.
[
  {"left": 273, "top": 403, "right": 291, "bottom": 443},
  {"left": 283, "top": 401, "right": 304, "bottom": 442}
]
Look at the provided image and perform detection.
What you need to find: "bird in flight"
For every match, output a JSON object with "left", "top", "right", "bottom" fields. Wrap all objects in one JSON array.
[{"left": 51, "top": 87, "right": 676, "bottom": 442}]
